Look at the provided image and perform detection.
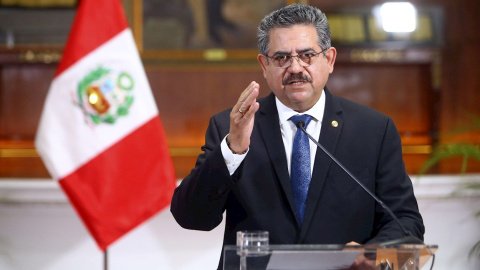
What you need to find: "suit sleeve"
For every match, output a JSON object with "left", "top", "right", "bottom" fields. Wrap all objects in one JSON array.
[
  {"left": 170, "top": 114, "right": 233, "bottom": 231},
  {"left": 367, "top": 117, "right": 425, "bottom": 244}
]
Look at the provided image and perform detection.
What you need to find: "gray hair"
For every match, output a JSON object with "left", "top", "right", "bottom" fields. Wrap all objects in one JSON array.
[{"left": 257, "top": 4, "right": 331, "bottom": 56}]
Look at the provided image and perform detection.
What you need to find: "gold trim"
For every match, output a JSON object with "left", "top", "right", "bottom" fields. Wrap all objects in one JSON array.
[
  {"left": 1, "top": 146, "right": 432, "bottom": 158},
  {"left": 350, "top": 49, "right": 403, "bottom": 63},
  {"left": 402, "top": 145, "right": 432, "bottom": 155},
  {"left": 168, "top": 148, "right": 202, "bottom": 157},
  {"left": 0, "top": 148, "right": 202, "bottom": 158},
  {"left": 0, "top": 149, "right": 39, "bottom": 158},
  {"left": 19, "top": 50, "right": 62, "bottom": 64}
]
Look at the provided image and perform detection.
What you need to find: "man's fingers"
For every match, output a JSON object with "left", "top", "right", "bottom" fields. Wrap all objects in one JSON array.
[
  {"left": 234, "top": 81, "right": 259, "bottom": 114},
  {"left": 243, "top": 102, "right": 259, "bottom": 118},
  {"left": 228, "top": 82, "right": 260, "bottom": 153},
  {"left": 235, "top": 82, "right": 255, "bottom": 107},
  {"left": 236, "top": 82, "right": 259, "bottom": 117}
]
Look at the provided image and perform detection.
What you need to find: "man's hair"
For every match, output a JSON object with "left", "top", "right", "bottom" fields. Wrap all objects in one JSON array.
[{"left": 257, "top": 4, "right": 331, "bottom": 56}]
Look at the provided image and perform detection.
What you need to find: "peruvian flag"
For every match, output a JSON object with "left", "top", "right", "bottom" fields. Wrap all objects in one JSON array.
[{"left": 35, "top": 0, "right": 176, "bottom": 250}]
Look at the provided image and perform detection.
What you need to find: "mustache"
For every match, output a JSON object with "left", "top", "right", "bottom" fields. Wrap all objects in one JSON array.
[{"left": 282, "top": 73, "right": 313, "bottom": 85}]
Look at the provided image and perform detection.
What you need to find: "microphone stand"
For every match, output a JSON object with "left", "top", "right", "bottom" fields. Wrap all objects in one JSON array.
[
  {"left": 296, "top": 121, "right": 425, "bottom": 247},
  {"left": 296, "top": 121, "right": 436, "bottom": 269}
]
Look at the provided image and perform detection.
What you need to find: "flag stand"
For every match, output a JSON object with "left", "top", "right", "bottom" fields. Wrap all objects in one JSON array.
[{"left": 104, "top": 249, "right": 108, "bottom": 270}]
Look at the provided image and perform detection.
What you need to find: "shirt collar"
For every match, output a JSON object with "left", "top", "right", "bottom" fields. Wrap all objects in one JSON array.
[{"left": 276, "top": 89, "right": 325, "bottom": 126}]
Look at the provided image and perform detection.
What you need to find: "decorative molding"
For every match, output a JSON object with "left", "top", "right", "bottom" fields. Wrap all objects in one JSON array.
[
  {"left": 19, "top": 50, "right": 62, "bottom": 64},
  {"left": 0, "top": 179, "right": 67, "bottom": 205},
  {"left": 411, "top": 174, "right": 480, "bottom": 200}
]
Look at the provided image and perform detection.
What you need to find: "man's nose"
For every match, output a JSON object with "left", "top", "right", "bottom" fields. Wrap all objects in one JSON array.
[{"left": 287, "top": 56, "right": 305, "bottom": 72}]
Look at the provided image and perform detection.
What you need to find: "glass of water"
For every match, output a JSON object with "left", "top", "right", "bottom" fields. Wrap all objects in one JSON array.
[{"left": 236, "top": 230, "right": 269, "bottom": 256}]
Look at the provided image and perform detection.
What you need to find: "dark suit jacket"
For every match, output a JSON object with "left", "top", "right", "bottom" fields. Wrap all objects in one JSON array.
[{"left": 171, "top": 88, "right": 424, "bottom": 266}]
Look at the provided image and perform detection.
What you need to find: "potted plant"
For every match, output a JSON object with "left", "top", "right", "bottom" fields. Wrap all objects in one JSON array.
[{"left": 420, "top": 113, "right": 480, "bottom": 259}]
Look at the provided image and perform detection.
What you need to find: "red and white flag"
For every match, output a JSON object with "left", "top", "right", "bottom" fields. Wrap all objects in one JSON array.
[{"left": 35, "top": 0, "right": 176, "bottom": 250}]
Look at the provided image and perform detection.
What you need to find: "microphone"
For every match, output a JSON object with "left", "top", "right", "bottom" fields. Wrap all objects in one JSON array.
[{"left": 296, "top": 120, "right": 424, "bottom": 247}]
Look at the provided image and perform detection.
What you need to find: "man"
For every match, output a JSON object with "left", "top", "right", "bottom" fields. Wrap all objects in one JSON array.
[{"left": 171, "top": 3, "right": 425, "bottom": 268}]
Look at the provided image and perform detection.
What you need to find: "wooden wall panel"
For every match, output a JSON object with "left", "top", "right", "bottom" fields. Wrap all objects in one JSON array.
[
  {"left": 2, "top": 0, "right": 480, "bottom": 178},
  {"left": 0, "top": 64, "right": 54, "bottom": 139},
  {"left": 146, "top": 66, "right": 268, "bottom": 148},
  {"left": 0, "top": 61, "right": 439, "bottom": 178},
  {"left": 147, "top": 66, "right": 270, "bottom": 178},
  {"left": 328, "top": 63, "right": 433, "bottom": 136}
]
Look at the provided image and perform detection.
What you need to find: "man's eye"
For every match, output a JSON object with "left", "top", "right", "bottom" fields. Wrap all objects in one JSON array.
[
  {"left": 300, "top": 53, "right": 314, "bottom": 59},
  {"left": 274, "top": 55, "right": 289, "bottom": 61}
]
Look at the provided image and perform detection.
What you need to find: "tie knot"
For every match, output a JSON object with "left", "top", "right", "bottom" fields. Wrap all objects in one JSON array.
[{"left": 290, "top": 114, "right": 312, "bottom": 128}]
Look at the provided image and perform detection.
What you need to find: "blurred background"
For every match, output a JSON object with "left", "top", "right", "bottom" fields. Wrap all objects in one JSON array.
[{"left": 0, "top": 0, "right": 479, "bottom": 269}]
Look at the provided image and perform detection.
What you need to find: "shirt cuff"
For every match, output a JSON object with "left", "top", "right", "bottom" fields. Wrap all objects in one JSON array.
[{"left": 221, "top": 134, "right": 248, "bottom": 175}]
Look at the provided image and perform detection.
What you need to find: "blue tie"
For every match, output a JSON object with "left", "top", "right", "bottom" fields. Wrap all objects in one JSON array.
[{"left": 290, "top": 114, "right": 313, "bottom": 227}]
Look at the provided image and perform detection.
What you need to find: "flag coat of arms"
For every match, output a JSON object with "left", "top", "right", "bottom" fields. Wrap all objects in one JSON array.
[{"left": 35, "top": 0, "right": 176, "bottom": 250}]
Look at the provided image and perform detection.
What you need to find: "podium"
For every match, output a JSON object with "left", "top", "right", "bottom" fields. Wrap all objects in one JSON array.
[{"left": 223, "top": 244, "right": 438, "bottom": 270}]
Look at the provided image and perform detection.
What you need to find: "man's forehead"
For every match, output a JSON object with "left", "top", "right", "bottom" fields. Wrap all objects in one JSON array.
[
  {"left": 270, "top": 24, "right": 317, "bottom": 36},
  {"left": 268, "top": 25, "right": 319, "bottom": 53}
]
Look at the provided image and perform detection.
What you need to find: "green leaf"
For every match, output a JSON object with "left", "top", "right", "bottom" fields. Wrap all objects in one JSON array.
[
  {"left": 469, "top": 240, "right": 480, "bottom": 259},
  {"left": 90, "top": 114, "right": 101, "bottom": 125},
  {"left": 420, "top": 113, "right": 480, "bottom": 261},
  {"left": 419, "top": 143, "right": 480, "bottom": 174},
  {"left": 117, "top": 106, "right": 128, "bottom": 116},
  {"left": 125, "top": 95, "right": 134, "bottom": 106},
  {"left": 104, "top": 114, "right": 116, "bottom": 124}
]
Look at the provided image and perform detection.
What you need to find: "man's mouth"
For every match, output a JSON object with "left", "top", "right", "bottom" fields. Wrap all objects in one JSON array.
[
  {"left": 283, "top": 74, "right": 312, "bottom": 85},
  {"left": 288, "top": 80, "right": 306, "bottom": 85}
]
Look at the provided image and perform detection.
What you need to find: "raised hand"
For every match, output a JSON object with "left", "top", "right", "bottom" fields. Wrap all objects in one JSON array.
[{"left": 227, "top": 81, "right": 260, "bottom": 154}]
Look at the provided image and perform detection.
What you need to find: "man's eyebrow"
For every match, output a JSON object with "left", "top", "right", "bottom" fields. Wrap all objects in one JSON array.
[
  {"left": 297, "top": 48, "right": 316, "bottom": 54},
  {"left": 271, "top": 51, "right": 290, "bottom": 56},
  {"left": 271, "top": 48, "right": 316, "bottom": 55}
]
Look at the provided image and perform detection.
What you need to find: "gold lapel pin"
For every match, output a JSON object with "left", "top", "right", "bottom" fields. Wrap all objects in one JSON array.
[{"left": 331, "top": 120, "right": 339, "bottom": 127}]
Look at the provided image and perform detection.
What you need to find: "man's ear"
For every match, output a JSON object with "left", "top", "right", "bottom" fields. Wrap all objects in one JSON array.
[
  {"left": 257, "top": 54, "right": 268, "bottom": 78},
  {"left": 325, "top": 47, "right": 337, "bottom": 74}
]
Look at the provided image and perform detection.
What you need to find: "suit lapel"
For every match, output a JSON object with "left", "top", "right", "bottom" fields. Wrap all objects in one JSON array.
[
  {"left": 300, "top": 88, "right": 344, "bottom": 241},
  {"left": 257, "top": 93, "right": 297, "bottom": 219}
]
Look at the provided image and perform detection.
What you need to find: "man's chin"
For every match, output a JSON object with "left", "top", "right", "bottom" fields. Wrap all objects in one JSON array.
[
  {"left": 287, "top": 98, "right": 314, "bottom": 112},
  {"left": 288, "top": 92, "right": 312, "bottom": 103}
]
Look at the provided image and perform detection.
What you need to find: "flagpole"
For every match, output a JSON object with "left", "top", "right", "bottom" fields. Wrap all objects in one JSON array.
[{"left": 104, "top": 249, "right": 108, "bottom": 270}]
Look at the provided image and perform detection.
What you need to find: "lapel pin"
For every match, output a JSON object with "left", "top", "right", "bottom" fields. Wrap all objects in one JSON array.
[{"left": 331, "top": 120, "right": 339, "bottom": 127}]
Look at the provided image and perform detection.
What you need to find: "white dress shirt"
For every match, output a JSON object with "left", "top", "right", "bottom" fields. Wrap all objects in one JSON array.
[{"left": 222, "top": 90, "right": 326, "bottom": 175}]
